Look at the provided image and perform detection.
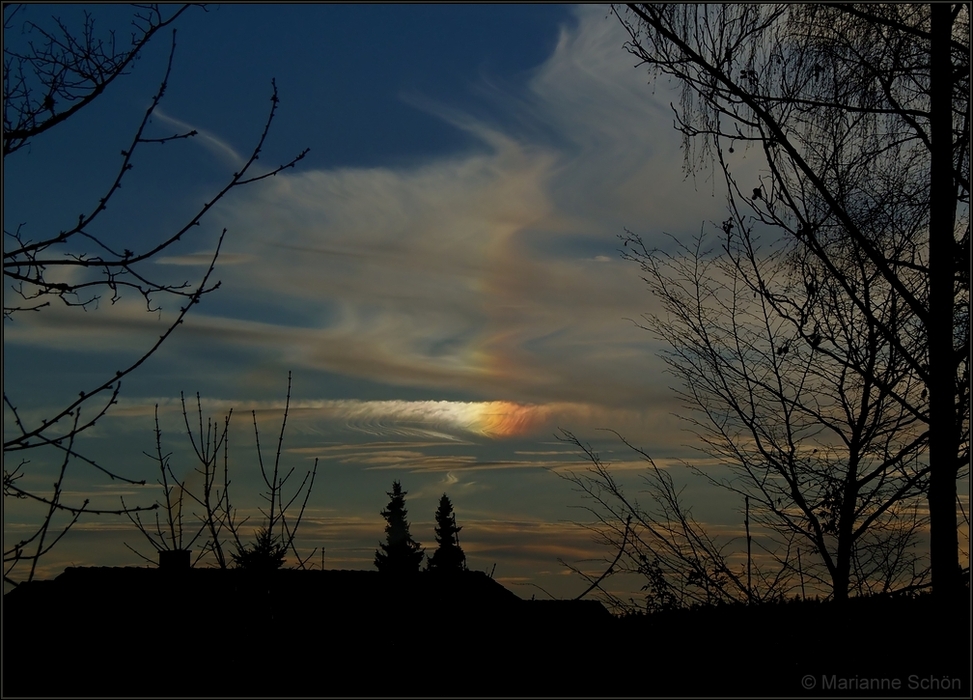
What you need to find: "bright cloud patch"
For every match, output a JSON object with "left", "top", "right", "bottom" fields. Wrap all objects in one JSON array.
[
  {"left": 118, "top": 396, "right": 609, "bottom": 440},
  {"left": 328, "top": 399, "right": 547, "bottom": 438}
]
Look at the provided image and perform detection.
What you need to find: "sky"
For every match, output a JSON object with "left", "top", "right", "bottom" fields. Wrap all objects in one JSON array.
[{"left": 5, "top": 4, "right": 772, "bottom": 599}]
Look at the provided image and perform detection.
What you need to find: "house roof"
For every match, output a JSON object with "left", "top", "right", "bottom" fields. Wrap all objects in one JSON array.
[{"left": 5, "top": 566, "right": 609, "bottom": 625}]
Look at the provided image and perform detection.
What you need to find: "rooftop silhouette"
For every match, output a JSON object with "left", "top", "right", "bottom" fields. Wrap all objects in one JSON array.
[{"left": 4, "top": 566, "right": 968, "bottom": 697}]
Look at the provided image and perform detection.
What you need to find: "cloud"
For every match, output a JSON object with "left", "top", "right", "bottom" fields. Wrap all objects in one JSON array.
[
  {"left": 152, "top": 107, "right": 245, "bottom": 168},
  {"left": 105, "top": 395, "right": 676, "bottom": 444},
  {"left": 155, "top": 252, "right": 255, "bottom": 266},
  {"left": 187, "top": 7, "right": 730, "bottom": 412},
  {"left": 2, "top": 295, "right": 176, "bottom": 354},
  {"left": 7, "top": 7, "right": 711, "bottom": 421},
  {"left": 3, "top": 8, "right": 752, "bottom": 600}
]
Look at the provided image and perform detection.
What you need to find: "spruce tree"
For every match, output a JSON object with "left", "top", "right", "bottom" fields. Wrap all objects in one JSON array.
[
  {"left": 427, "top": 493, "right": 466, "bottom": 572},
  {"left": 374, "top": 481, "right": 424, "bottom": 574},
  {"left": 231, "top": 527, "right": 287, "bottom": 572}
]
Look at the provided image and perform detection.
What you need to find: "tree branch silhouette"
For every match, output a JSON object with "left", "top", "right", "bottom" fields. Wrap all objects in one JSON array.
[{"left": 3, "top": 5, "right": 309, "bottom": 585}]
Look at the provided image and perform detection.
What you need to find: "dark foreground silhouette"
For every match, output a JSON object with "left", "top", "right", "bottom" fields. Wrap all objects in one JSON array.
[{"left": 4, "top": 568, "right": 969, "bottom": 697}]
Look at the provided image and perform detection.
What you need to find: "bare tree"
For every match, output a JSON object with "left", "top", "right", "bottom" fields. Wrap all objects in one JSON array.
[
  {"left": 227, "top": 372, "right": 320, "bottom": 571},
  {"left": 122, "top": 396, "right": 232, "bottom": 569},
  {"left": 559, "top": 429, "right": 796, "bottom": 613},
  {"left": 611, "top": 216, "right": 930, "bottom": 602},
  {"left": 613, "top": 3, "right": 969, "bottom": 597},
  {"left": 3, "top": 4, "right": 309, "bottom": 586},
  {"left": 123, "top": 373, "right": 319, "bottom": 572},
  {"left": 3, "top": 4, "right": 190, "bottom": 157}
]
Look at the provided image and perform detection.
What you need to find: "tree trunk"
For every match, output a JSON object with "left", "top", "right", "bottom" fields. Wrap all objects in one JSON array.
[
  {"left": 927, "top": 2, "right": 961, "bottom": 599},
  {"left": 831, "top": 557, "right": 851, "bottom": 603},
  {"left": 833, "top": 469, "right": 858, "bottom": 603}
]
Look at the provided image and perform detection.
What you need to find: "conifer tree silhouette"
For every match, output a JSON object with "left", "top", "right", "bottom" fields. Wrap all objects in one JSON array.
[
  {"left": 231, "top": 527, "right": 286, "bottom": 572},
  {"left": 428, "top": 493, "right": 466, "bottom": 572},
  {"left": 375, "top": 481, "right": 424, "bottom": 574}
]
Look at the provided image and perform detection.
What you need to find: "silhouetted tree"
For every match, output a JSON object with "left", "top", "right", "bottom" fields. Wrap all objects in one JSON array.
[
  {"left": 122, "top": 372, "right": 319, "bottom": 573},
  {"left": 375, "top": 481, "right": 424, "bottom": 574},
  {"left": 226, "top": 372, "right": 319, "bottom": 572},
  {"left": 560, "top": 430, "right": 789, "bottom": 611},
  {"left": 231, "top": 527, "right": 286, "bottom": 572},
  {"left": 120, "top": 402, "right": 220, "bottom": 568},
  {"left": 603, "top": 219, "right": 930, "bottom": 603},
  {"left": 3, "top": 4, "right": 308, "bottom": 586},
  {"left": 610, "top": 3, "right": 969, "bottom": 598},
  {"left": 428, "top": 493, "right": 466, "bottom": 572}
]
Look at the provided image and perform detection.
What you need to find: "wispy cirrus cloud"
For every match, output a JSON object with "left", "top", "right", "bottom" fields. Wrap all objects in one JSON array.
[
  {"left": 104, "top": 394, "right": 666, "bottom": 440},
  {"left": 155, "top": 252, "right": 255, "bottom": 266},
  {"left": 153, "top": 107, "right": 246, "bottom": 168},
  {"left": 186, "top": 7, "right": 710, "bottom": 411},
  {"left": 2, "top": 7, "right": 744, "bottom": 600},
  {"left": 5, "top": 7, "right": 707, "bottom": 421}
]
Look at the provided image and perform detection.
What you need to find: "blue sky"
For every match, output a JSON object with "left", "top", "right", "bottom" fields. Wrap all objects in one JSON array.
[{"left": 4, "top": 4, "right": 747, "bottom": 597}]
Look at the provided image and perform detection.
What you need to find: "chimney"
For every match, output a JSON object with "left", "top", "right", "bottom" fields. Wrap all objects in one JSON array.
[{"left": 159, "top": 549, "right": 191, "bottom": 570}]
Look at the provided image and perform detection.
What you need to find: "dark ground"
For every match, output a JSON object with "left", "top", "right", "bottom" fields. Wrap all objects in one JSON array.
[{"left": 3, "top": 568, "right": 970, "bottom": 697}]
